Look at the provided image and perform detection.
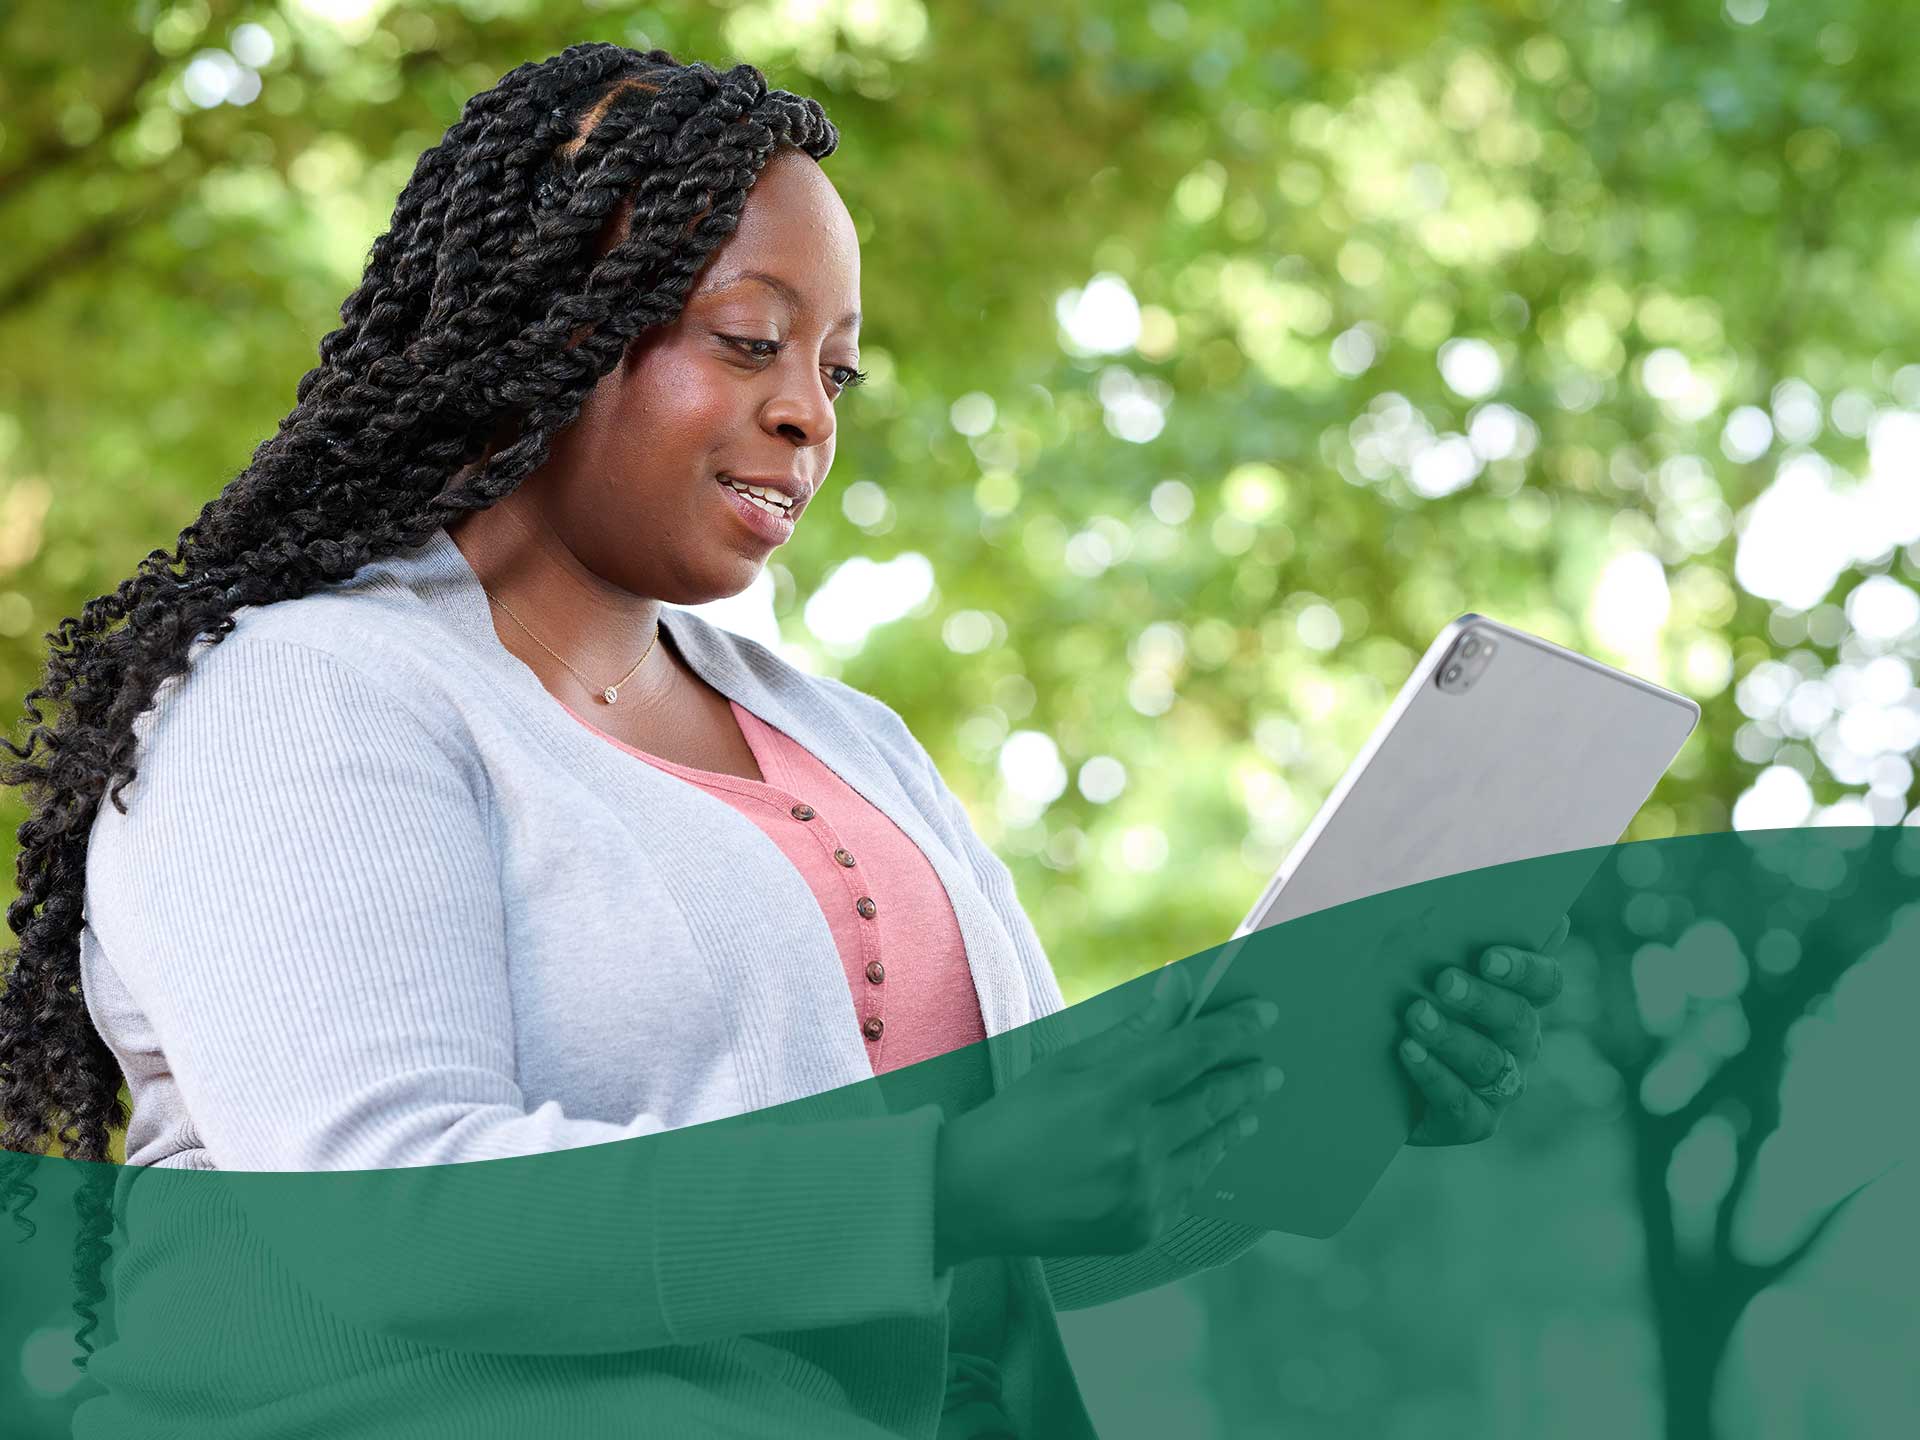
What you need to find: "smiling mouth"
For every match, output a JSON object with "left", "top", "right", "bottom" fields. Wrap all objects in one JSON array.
[{"left": 718, "top": 476, "right": 798, "bottom": 517}]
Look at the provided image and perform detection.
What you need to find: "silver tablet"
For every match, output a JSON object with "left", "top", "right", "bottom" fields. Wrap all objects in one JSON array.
[{"left": 1182, "top": 613, "right": 1699, "bottom": 1236}]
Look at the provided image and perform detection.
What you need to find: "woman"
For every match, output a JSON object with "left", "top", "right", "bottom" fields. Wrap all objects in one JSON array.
[{"left": 0, "top": 45, "right": 1565, "bottom": 1438}]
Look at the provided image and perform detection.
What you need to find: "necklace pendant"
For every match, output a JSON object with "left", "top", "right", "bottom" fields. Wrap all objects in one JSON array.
[{"left": 602, "top": 686, "right": 619, "bottom": 704}]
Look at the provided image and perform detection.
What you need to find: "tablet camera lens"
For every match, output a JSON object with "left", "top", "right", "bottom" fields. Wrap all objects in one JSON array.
[
  {"left": 1444, "top": 664, "right": 1462, "bottom": 682},
  {"left": 1462, "top": 638, "right": 1480, "bottom": 657}
]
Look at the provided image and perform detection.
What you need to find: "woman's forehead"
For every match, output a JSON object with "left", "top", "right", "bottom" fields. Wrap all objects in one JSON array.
[{"left": 694, "top": 268, "right": 861, "bottom": 333}]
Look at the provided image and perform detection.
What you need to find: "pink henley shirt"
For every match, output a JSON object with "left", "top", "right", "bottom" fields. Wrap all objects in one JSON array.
[{"left": 560, "top": 696, "right": 989, "bottom": 1074}]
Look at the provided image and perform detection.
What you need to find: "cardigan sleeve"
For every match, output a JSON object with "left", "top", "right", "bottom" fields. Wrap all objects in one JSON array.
[
  {"left": 848, "top": 683, "right": 1271, "bottom": 1307},
  {"left": 83, "top": 634, "right": 954, "bottom": 1354}
]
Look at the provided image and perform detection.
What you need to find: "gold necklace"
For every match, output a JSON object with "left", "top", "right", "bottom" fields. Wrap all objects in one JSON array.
[{"left": 482, "top": 587, "right": 659, "bottom": 704}]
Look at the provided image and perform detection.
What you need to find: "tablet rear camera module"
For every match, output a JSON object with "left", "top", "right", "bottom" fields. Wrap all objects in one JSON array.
[{"left": 1437, "top": 631, "right": 1497, "bottom": 693}]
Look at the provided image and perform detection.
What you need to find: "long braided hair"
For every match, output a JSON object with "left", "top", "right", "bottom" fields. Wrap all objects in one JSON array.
[{"left": 0, "top": 42, "right": 838, "bottom": 1374}]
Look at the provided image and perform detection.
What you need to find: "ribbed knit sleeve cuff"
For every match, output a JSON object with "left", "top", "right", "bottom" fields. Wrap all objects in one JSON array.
[
  {"left": 649, "top": 1101, "right": 954, "bottom": 1344},
  {"left": 1041, "top": 1214, "right": 1267, "bottom": 1312}
]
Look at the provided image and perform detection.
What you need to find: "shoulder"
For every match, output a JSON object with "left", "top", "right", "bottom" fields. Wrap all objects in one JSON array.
[
  {"left": 125, "top": 587, "right": 482, "bottom": 799},
  {"left": 225, "top": 583, "right": 463, "bottom": 705},
  {"left": 91, "top": 608, "right": 494, "bottom": 909}
]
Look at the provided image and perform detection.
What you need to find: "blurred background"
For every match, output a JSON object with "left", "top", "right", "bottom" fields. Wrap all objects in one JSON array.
[{"left": 1, "top": 0, "right": 1916, "bottom": 1435}]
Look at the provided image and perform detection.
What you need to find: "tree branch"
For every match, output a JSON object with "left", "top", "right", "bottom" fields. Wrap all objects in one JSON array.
[
  {"left": 0, "top": 41, "right": 171, "bottom": 205},
  {"left": 1751, "top": 1158, "right": 1905, "bottom": 1293},
  {"left": 0, "top": 194, "right": 157, "bottom": 319},
  {"left": 1670, "top": 930, "right": 1872, "bottom": 1142},
  {"left": 0, "top": 109, "right": 239, "bottom": 323}
]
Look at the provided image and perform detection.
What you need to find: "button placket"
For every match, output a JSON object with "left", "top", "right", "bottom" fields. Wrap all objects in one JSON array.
[{"left": 776, "top": 795, "right": 887, "bottom": 1054}]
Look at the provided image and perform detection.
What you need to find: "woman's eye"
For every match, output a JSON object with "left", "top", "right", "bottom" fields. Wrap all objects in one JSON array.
[{"left": 721, "top": 337, "right": 867, "bottom": 396}]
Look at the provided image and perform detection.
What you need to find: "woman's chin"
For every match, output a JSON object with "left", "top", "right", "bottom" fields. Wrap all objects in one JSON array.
[{"left": 663, "top": 557, "right": 766, "bottom": 609}]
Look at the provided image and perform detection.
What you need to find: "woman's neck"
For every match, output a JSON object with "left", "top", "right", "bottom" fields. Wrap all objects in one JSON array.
[{"left": 445, "top": 488, "right": 674, "bottom": 712}]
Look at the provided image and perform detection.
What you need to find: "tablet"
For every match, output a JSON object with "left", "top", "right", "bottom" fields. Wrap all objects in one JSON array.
[{"left": 1180, "top": 613, "right": 1699, "bottom": 1237}]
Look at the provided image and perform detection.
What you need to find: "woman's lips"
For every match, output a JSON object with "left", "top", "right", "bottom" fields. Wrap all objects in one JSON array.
[{"left": 716, "top": 476, "right": 798, "bottom": 544}]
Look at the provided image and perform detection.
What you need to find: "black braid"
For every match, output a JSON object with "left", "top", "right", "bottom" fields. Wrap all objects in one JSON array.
[{"left": 0, "top": 43, "right": 838, "bottom": 1377}]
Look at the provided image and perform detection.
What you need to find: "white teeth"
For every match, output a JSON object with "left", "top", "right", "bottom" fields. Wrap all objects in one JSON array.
[{"left": 722, "top": 477, "right": 793, "bottom": 513}]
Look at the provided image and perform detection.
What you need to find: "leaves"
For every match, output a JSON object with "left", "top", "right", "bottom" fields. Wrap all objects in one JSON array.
[{"left": 1, "top": 1, "right": 1916, "bottom": 997}]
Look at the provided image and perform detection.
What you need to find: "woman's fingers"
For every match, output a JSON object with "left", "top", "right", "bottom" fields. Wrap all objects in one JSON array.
[
  {"left": 1398, "top": 1033, "right": 1497, "bottom": 1143},
  {"left": 1128, "top": 998, "right": 1276, "bottom": 1102},
  {"left": 1153, "top": 1056, "right": 1284, "bottom": 1154},
  {"left": 1428, "top": 965, "right": 1542, "bottom": 1060},
  {"left": 1477, "top": 942, "right": 1564, "bottom": 1007},
  {"left": 1403, "top": 997, "right": 1515, "bottom": 1092},
  {"left": 1165, "top": 1099, "right": 1262, "bottom": 1214}
]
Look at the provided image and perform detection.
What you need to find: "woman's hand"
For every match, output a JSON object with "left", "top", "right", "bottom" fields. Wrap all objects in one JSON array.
[
  {"left": 1398, "top": 912, "right": 1570, "bottom": 1146},
  {"left": 932, "top": 965, "right": 1281, "bottom": 1269}
]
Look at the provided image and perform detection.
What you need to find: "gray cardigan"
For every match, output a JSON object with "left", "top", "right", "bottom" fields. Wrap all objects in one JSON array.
[{"left": 77, "top": 523, "right": 1262, "bottom": 1439}]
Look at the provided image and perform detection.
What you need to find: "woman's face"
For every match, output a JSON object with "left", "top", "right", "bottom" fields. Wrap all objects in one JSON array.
[{"left": 525, "top": 143, "right": 863, "bottom": 606}]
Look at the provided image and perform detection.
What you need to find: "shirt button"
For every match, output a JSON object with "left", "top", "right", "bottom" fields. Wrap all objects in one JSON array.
[
  {"left": 834, "top": 848, "right": 856, "bottom": 867},
  {"left": 790, "top": 803, "right": 816, "bottom": 821},
  {"left": 865, "top": 960, "right": 885, "bottom": 984},
  {"left": 862, "top": 1015, "right": 885, "bottom": 1040},
  {"left": 856, "top": 897, "right": 877, "bottom": 919}
]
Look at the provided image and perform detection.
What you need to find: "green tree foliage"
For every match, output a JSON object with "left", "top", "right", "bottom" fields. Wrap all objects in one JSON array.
[{"left": 2, "top": 2, "right": 1916, "bottom": 1436}]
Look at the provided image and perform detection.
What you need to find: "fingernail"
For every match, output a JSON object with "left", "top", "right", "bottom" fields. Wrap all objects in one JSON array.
[
  {"left": 1483, "top": 949, "right": 1512, "bottom": 978},
  {"left": 1263, "top": 1065, "right": 1286, "bottom": 1092},
  {"left": 1441, "top": 971, "right": 1468, "bottom": 1001},
  {"left": 1238, "top": 1112, "right": 1260, "bottom": 1136},
  {"left": 1153, "top": 967, "right": 1178, "bottom": 999},
  {"left": 1402, "top": 1038, "right": 1427, "bottom": 1063},
  {"left": 1254, "top": 1000, "right": 1280, "bottom": 1028},
  {"left": 1414, "top": 1001, "right": 1440, "bottom": 1032}
]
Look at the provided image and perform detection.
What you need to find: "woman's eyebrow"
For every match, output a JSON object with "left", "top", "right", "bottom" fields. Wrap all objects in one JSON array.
[{"left": 699, "top": 268, "right": 860, "bottom": 331}]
